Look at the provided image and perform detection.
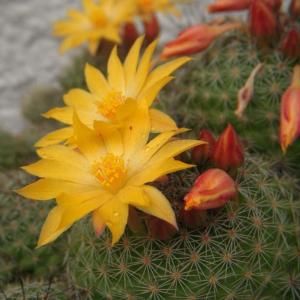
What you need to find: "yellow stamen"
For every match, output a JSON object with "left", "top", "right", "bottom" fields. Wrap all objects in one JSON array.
[
  {"left": 97, "top": 92, "right": 126, "bottom": 120},
  {"left": 91, "top": 153, "right": 126, "bottom": 189}
]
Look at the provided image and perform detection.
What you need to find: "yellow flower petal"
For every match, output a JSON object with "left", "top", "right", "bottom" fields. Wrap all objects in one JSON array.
[
  {"left": 67, "top": 9, "right": 86, "bottom": 22},
  {"left": 124, "top": 36, "right": 144, "bottom": 93},
  {"left": 63, "top": 88, "right": 95, "bottom": 110},
  {"left": 85, "top": 63, "right": 110, "bottom": 97},
  {"left": 115, "top": 98, "right": 137, "bottom": 122},
  {"left": 43, "top": 107, "right": 73, "bottom": 125},
  {"left": 35, "top": 127, "right": 73, "bottom": 148},
  {"left": 92, "top": 210, "right": 106, "bottom": 237},
  {"left": 108, "top": 46, "right": 125, "bottom": 92},
  {"left": 73, "top": 113, "right": 106, "bottom": 162},
  {"left": 59, "top": 34, "right": 87, "bottom": 54},
  {"left": 57, "top": 190, "right": 107, "bottom": 207},
  {"left": 37, "top": 145, "right": 89, "bottom": 169},
  {"left": 16, "top": 179, "right": 85, "bottom": 201},
  {"left": 122, "top": 100, "right": 150, "bottom": 161},
  {"left": 150, "top": 139, "right": 204, "bottom": 165},
  {"left": 37, "top": 206, "right": 67, "bottom": 248},
  {"left": 58, "top": 195, "right": 110, "bottom": 228},
  {"left": 150, "top": 108, "right": 177, "bottom": 133},
  {"left": 88, "top": 38, "right": 100, "bottom": 55},
  {"left": 140, "top": 76, "right": 174, "bottom": 105},
  {"left": 128, "top": 158, "right": 194, "bottom": 186},
  {"left": 22, "top": 159, "right": 98, "bottom": 186},
  {"left": 97, "top": 197, "right": 128, "bottom": 244},
  {"left": 137, "top": 185, "right": 177, "bottom": 229},
  {"left": 102, "top": 129, "right": 124, "bottom": 156},
  {"left": 118, "top": 186, "right": 150, "bottom": 207},
  {"left": 134, "top": 40, "right": 158, "bottom": 95},
  {"left": 135, "top": 128, "right": 188, "bottom": 167},
  {"left": 144, "top": 57, "right": 191, "bottom": 91}
]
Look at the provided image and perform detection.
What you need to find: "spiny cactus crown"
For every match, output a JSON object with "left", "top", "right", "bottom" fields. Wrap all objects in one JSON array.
[{"left": 68, "top": 156, "right": 300, "bottom": 300}]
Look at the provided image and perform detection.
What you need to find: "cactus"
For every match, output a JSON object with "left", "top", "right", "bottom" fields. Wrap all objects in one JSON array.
[
  {"left": 0, "top": 171, "right": 65, "bottom": 284},
  {"left": 0, "top": 131, "right": 35, "bottom": 170},
  {"left": 159, "top": 32, "right": 300, "bottom": 173},
  {"left": 67, "top": 155, "right": 300, "bottom": 300}
]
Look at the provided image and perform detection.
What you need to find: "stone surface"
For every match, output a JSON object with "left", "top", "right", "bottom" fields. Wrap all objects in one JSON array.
[{"left": 0, "top": 0, "right": 77, "bottom": 133}]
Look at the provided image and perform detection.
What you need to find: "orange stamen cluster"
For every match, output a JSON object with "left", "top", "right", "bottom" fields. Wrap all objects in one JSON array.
[
  {"left": 92, "top": 153, "right": 126, "bottom": 189},
  {"left": 97, "top": 92, "right": 127, "bottom": 120}
]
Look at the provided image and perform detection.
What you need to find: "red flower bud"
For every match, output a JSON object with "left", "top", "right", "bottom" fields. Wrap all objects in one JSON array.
[
  {"left": 122, "top": 22, "right": 139, "bottom": 48},
  {"left": 263, "top": 0, "right": 282, "bottom": 11},
  {"left": 184, "top": 169, "right": 237, "bottom": 211},
  {"left": 280, "top": 65, "right": 300, "bottom": 153},
  {"left": 127, "top": 207, "right": 146, "bottom": 234},
  {"left": 179, "top": 207, "right": 208, "bottom": 228},
  {"left": 290, "top": 0, "right": 300, "bottom": 18},
  {"left": 160, "top": 22, "right": 241, "bottom": 59},
  {"left": 144, "top": 14, "right": 160, "bottom": 44},
  {"left": 146, "top": 216, "right": 177, "bottom": 240},
  {"left": 192, "top": 129, "right": 216, "bottom": 163},
  {"left": 281, "top": 28, "right": 300, "bottom": 59},
  {"left": 250, "top": 0, "right": 277, "bottom": 38},
  {"left": 208, "top": 0, "right": 251, "bottom": 13},
  {"left": 212, "top": 124, "right": 244, "bottom": 171}
]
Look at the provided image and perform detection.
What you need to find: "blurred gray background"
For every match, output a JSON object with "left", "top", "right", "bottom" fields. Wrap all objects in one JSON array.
[{"left": 0, "top": 0, "right": 77, "bottom": 133}]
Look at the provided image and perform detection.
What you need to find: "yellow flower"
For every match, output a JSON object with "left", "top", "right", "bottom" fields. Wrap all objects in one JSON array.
[
  {"left": 53, "top": 0, "right": 135, "bottom": 54},
  {"left": 136, "top": 0, "right": 179, "bottom": 17},
  {"left": 37, "top": 36, "right": 190, "bottom": 147},
  {"left": 17, "top": 102, "right": 203, "bottom": 247}
]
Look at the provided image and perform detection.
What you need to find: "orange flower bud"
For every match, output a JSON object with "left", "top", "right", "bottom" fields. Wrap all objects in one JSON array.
[
  {"left": 280, "top": 65, "right": 300, "bottom": 153},
  {"left": 250, "top": 0, "right": 277, "bottom": 38},
  {"left": 208, "top": 0, "right": 251, "bottom": 13},
  {"left": 122, "top": 22, "right": 139, "bottom": 48},
  {"left": 235, "top": 63, "right": 264, "bottom": 118},
  {"left": 281, "top": 28, "right": 300, "bottom": 59},
  {"left": 212, "top": 124, "right": 244, "bottom": 171},
  {"left": 144, "top": 14, "right": 160, "bottom": 44},
  {"left": 290, "top": 0, "right": 300, "bottom": 18},
  {"left": 192, "top": 129, "right": 216, "bottom": 163},
  {"left": 160, "top": 22, "right": 241, "bottom": 59},
  {"left": 184, "top": 169, "right": 237, "bottom": 211}
]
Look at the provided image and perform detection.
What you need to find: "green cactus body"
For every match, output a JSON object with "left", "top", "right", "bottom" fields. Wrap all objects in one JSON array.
[
  {"left": 0, "top": 171, "right": 64, "bottom": 284},
  {"left": 67, "top": 157, "right": 300, "bottom": 299},
  {"left": 159, "top": 32, "right": 300, "bottom": 173}
]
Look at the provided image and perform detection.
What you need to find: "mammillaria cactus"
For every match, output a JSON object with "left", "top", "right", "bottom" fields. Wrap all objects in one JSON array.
[
  {"left": 9, "top": 1, "right": 300, "bottom": 299},
  {"left": 160, "top": 29, "right": 300, "bottom": 173},
  {"left": 67, "top": 155, "right": 300, "bottom": 299},
  {"left": 0, "top": 171, "right": 64, "bottom": 284}
]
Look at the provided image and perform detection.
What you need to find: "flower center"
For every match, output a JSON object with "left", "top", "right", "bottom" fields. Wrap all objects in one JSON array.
[
  {"left": 90, "top": 9, "right": 108, "bottom": 27},
  {"left": 91, "top": 153, "right": 126, "bottom": 189},
  {"left": 97, "top": 92, "right": 126, "bottom": 120},
  {"left": 138, "top": 0, "right": 154, "bottom": 13}
]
